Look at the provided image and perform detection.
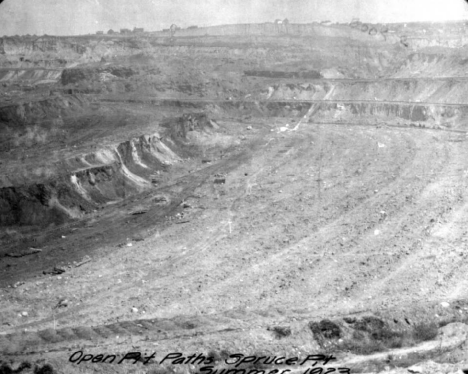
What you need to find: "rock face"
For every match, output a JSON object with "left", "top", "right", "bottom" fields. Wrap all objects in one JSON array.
[
  {"left": 0, "top": 95, "right": 85, "bottom": 125},
  {"left": 0, "top": 181, "right": 89, "bottom": 226},
  {"left": 0, "top": 120, "right": 207, "bottom": 226},
  {"left": 61, "top": 66, "right": 136, "bottom": 85}
]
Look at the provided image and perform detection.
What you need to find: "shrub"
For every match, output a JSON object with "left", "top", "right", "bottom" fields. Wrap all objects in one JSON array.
[
  {"left": 412, "top": 322, "right": 438, "bottom": 342},
  {"left": 0, "top": 362, "right": 12, "bottom": 374},
  {"left": 270, "top": 326, "right": 292, "bottom": 339},
  {"left": 34, "top": 364, "right": 56, "bottom": 374},
  {"left": 0, "top": 361, "right": 32, "bottom": 374},
  {"left": 338, "top": 317, "right": 439, "bottom": 355},
  {"left": 309, "top": 319, "right": 342, "bottom": 341},
  {"left": 354, "top": 316, "right": 386, "bottom": 333}
]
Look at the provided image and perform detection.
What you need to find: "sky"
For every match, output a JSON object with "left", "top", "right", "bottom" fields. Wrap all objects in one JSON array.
[{"left": 0, "top": 0, "right": 468, "bottom": 36}]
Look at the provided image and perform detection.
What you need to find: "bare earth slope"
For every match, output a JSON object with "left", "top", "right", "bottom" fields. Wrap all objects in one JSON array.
[{"left": 1, "top": 22, "right": 468, "bottom": 374}]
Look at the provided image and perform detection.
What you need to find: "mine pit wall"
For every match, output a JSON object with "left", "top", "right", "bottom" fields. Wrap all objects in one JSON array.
[
  {"left": 0, "top": 94, "right": 88, "bottom": 152},
  {"left": 269, "top": 80, "right": 468, "bottom": 104},
  {"left": 0, "top": 94, "right": 86, "bottom": 125},
  {"left": 406, "top": 36, "right": 468, "bottom": 49},
  {"left": 0, "top": 58, "right": 69, "bottom": 68},
  {"left": 0, "top": 181, "right": 94, "bottom": 227},
  {"left": 0, "top": 133, "right": 182, "bottom": 227},
  {"left": 0, "top": 95, "right": 462, "bottom": 227},
  {"left": 0, "top": 69, "right": 62, "bottom": 83},
  {"left": 0, "top": 37, "right": 87, "bottom": 57},
  {"left": 115, "top": 134, "right": 181, "bottom": 177},
  {"left": 393, "top": 53, "right": 468, "bottom": 78},
  {"left": 310, "top": 102, "right": 467, "bottom": 128},
  {"left": 60, "top": 65, "right": 137, "bottom": 85},
  {"left": 0, "top": 35, "right": 128, "bottom": 67},
  {"left": 203, "top": 100, "right": 466, "bottom": 129},
  {"left": 0, "top": 30, "right": 401, "bottom": 80},
  {"left": 62, "top": 133, "right": 181, "bottom": 221},
  {"left": 112, "top": 98, "right": 465, "bottom": 130},
  {"left": 72, "top": 163, "right": 147, "bottom": 204}
]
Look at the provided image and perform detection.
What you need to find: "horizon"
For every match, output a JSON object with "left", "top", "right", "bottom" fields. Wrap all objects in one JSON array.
[
  {"left": 1, "top": 0, "right": 468, "bottom": 36},
  {"left": 1, "top": 19, "right": 468, "bottom": 38}
]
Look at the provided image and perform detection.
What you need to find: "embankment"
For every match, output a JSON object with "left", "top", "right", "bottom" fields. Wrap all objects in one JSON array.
[{"left": 0, "top": 114, "right": 218, "bottom": 227}]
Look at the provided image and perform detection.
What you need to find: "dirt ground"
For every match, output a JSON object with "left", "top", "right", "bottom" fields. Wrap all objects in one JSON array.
[{"left": 1, "top": 23, "right": 468, "bottom": 374}]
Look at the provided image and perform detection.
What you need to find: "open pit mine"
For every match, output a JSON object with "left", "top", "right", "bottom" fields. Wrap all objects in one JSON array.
[{"left": 1, "top": 21, "right": 468, "bottom": 374}]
